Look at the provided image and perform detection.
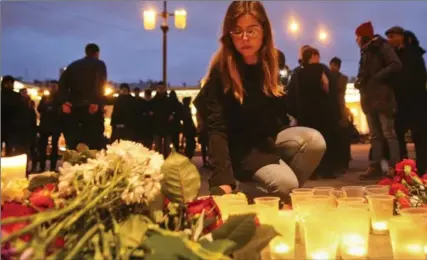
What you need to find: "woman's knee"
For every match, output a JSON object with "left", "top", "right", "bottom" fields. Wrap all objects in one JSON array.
[
  {"left": 253, "top": 163, "right": 299, "bottom": 196},
  {"left": 276, "top": 127, "right": 326, "bottom": 157}
]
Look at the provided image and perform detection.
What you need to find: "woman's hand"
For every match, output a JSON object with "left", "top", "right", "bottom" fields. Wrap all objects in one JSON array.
[{"left": 219, "top": 185, "right": 233, "bottom": 194}]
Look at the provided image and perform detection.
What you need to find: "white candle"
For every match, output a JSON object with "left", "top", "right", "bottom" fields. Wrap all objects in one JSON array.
[
  {"left": 1, "top": 154, "right": 27, "bottom": 182},
  {"left": 372, "top": 221, "right": 388, "bottom": 232},
  {"left": 311, "top": 250, "right": 329, "bottom": 260}
]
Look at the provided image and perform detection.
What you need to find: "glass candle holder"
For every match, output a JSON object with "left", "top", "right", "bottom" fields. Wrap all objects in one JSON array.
[
  {"left": 269, "top": 211, "right": 297, "bottom": 259},
  {"left": 304, "top": 209, "right": 340, "bottom": 260},
  {"left": 254, "top": 196, "right": 280, "bottom": 225},
  {"left": 365, "top": 185, "right": 390, "bottom": 195},
  {"left": 292, "top": 188, "right": 313, "bottom": 194},
  {"left": 389, "top": 216, "right": 426, "bottom": 260},
  {"left": 313, "top": 187, "right": 335, "bottom": 196},
  {"left": 367, "top": 195, "right": 394, "bottom": 235},
  {"left": 339, "top": 207, "right": 370, "bottom": 260},
  {"left": 342, "top": 186, "right": 365, "bottom": 198}
]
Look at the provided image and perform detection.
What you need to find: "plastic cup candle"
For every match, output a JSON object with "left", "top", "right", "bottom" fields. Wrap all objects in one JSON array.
[
  {"left": 269, "top": 236, "right": 294, "bottom": 259},
  {"left": 339, "top": 207, "right": 370, "bottom": 259},
  {"left": 389, "top": 216, "right": 426, "bottom": 260},
  {"left": 253, "top": 197, "right": 280, "bottom": 224},
  {"left": 292, "top": 188, "right": 313, "bottom": 194},
  {"left": 367, "top": 195, "right": 394, "bottom": 234},
  {"left": 312, "top": 187, "right": 334, "bottom": 196},
  {"left": 1, "top": 154, "right": 27, "bottom": 182},
  {"left": 309, "top": 195, "right": 336, "bottom": 208},
  {"left": 365, "top": 185, "right": 389, "bottom": 195},
  {"left": 304, "top": 209, "right": 340, "bottom": 260},
  {"left": 337, "top": 197, "right": 366, "bottom": 207},
  {"left": 342, "top": 186, "right": 365, "bottom": 198}
]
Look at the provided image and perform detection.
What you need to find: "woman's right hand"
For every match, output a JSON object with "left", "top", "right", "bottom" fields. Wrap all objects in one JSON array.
[{"left": 219, "top": 185, "right": 233, "bottom": 194}]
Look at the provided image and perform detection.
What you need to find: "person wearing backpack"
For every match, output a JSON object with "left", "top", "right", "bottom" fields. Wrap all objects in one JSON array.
[{"left": 354, "top": 21, "right": 402, "bottom": 179}]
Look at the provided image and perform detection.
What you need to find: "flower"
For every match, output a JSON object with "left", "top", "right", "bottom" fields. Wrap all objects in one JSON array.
[
  {"left": 186, "top": 197, "right": 223, "bottom": 234},
  {"left": 29, "top": 184, "right": 56, "bottom": 210},
  {"left": 378, "top": 178, "right": 393, "bottom": 186},
  {"left": 395, "top": 159, "right": 417, "bottom": 175},
  {"left": 404, "top": 171, "right": 424, "bottom": 186},
  {"left": 1, "top": 178, "right": 30, "bottom": 204},
  {"left": 390, "top": 183, "right": 409, "bottom": 196},
  {"left": 421, "top": 174, "right": 427, "bottom": 184},
  {"left": 1, "top": 202, "right": 35, "bottom": 241},
  {"left": 397, "top": 196, "right": 411, "bottom": 209}
]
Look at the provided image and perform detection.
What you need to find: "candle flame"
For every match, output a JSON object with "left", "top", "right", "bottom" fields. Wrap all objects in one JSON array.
[
  {"left": 406, "top": 244, "right": 423, "bottom": 253},
  {"left": 346, "top": 246, "right": 366, "bottom": 257},
  {"left": 312, "top": 251, "right": 329, "bottom": 260},
  {"left": 274, "top": 243, "right": 290, "bottom": 254},
  {"left": 372, "top": 221, "right": 388, "bottom": 231}
]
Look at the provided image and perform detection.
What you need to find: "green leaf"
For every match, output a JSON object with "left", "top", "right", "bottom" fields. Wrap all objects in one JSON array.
[
  {"left": 161, "top": 149, "right": 201, "bottom": 203},
  {"left": 232, "top": 225, "right": 279, "bottom": 260},
  {"left": 28, "top": 172, "right": 59, "bottom": 191},
  {"left": 118, "top": 215, "right": 149, "bottom": 248},
  {"left": 191, "top": 210, "right": 205, "bottom": 241},
  {"left": 201, "top": 239, "right": 238, "bottom": 255},
  {"left": 148, "top": 193, "right": 165, "bottom": 224},
  {"left": 211, "top": 214, "right": 257, "bottom": 251}
]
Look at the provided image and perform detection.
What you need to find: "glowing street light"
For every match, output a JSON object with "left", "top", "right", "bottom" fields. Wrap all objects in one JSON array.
[
  {"left": 289, "top": 21, "right": 299, "bottom": 33},
  {"left": 143, "top": 10, "right": 157, "bottom": 30},
  {"left": 318, "top": 30, "right": 328, "bottom": 42}
]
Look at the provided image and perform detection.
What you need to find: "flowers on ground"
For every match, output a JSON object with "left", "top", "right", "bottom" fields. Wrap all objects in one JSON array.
[{"left": 379, "top": 159, "right": 427, "bottom": 211}]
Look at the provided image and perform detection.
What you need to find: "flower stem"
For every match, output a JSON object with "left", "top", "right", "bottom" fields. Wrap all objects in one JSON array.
[{"left": 64, "top": 224, "right": 99, "bottom": 260}]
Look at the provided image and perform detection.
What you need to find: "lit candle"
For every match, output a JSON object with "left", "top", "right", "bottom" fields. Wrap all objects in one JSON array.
[
  {"left": 1, "top": 154, "right": 27, "bottom": 182},
  {"left": 174, "top": 9, "right": 187, "bottom": 29},
  {"left": 311, "top": 250, "right": 329, "bottom": 260},
  {"left": 372, "top": 221, "right": 388, "bottom": 233},
  {"left": 269, "top": 236, "right": 294, "bottom": 259},
  {"left": 346, "top": 245, "right": 367, "bottom": 257},
  {"left": 424, "top": 245, "right": 427, "bottom": 254},
  {"left": 406, "top": 244, "right": 424, "bottom": 254},
  {"left": 341, "top": 234, "right": 368, "bottom": 257}
]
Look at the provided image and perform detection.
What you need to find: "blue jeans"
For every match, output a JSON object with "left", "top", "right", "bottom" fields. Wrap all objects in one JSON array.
[
  {"left": 366, "top": 111, "right": 400, "bottom": 168},
  {"left": 239, "top": 127, "right": 326, "bottom": 199}
]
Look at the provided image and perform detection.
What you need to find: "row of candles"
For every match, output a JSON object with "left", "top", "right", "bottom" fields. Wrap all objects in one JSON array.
[{"left": 213, "top": 186, "right": 427, "bottom": 260}]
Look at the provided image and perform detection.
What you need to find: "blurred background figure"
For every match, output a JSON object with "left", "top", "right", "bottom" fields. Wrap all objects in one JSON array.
[
  {"left": 37, "top": 81, "right": 62, "bottom": 172},
  {"left": 110, "top": 83, "right": 136, "bottom": 142},
  {"left": 19, "top": 88, "right": 38, "bottom": 174},
  {"left": 168, "top": 90, "right": 183, "bottom": 152},
  {"left": 181, "top": 97, "right": 197, "bottom": 159}
]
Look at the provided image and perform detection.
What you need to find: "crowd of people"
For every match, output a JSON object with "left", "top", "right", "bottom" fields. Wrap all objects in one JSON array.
[{"left": 2, "top": 1, "right": 426, "bottom": 199}]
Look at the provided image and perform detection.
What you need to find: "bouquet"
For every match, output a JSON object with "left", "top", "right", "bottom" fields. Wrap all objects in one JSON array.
[
  {"left": 1, "top": 141, "right": 277, "bottom": 260},
  {"left": 378, "top": 159, "right": 427, "bottom": 212}
]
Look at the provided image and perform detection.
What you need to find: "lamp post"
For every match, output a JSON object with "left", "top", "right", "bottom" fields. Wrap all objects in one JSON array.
[{"left": 143, "top": 1, "right": 187, "bottom": 89}]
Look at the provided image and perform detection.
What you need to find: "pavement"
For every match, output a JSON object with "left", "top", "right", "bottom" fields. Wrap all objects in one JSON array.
[{"left": 192, "top": 143, "right": 415, "bottom": 195}]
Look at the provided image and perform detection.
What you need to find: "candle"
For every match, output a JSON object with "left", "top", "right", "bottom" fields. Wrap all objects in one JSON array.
[
  {"left": 174, "top": 9, "right": 187, "bottom": 29},
  {"left": 143, "top": 10, "right": 156, "bottom": 30},
  {"left": 269, "top": 236, "right": 294, "bottom": 259},
  {"left": 346, "top": 245, "right": 367, "bottom": 257},
  {"left": 1, "top": 154, "right": 27, "bottom": 182},
  {"left": 372, "top": 221, "right": 388, "bottom": 232},
  {"left": 424, "top": 245, "right": 427, "bottom": 254},
  {"left": 311, "top": 250, "right": 329, "bottom": 260},
  {"left": 389, "top": 216, "right": 426, "bottom": 260}
]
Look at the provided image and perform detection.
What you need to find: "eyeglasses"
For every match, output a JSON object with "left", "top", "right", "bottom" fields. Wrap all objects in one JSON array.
[{"left": 230, "top": 27, "right": 262, "bottom": 39}]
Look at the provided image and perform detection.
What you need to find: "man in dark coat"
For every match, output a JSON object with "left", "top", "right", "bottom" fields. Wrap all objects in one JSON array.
[
  {"left": 1, "top": 75, "right": 26, "bottom": 156},
  {"left": 386, "top": 27, "right": 427, "bottom": 174},
  {"left": 59, "top": 43, "right": 107, "bottom": 150},
  {"left": 110, "top": 83, "right": 137, "bottom": 142},
  {"left": 37, "top": 81, "right": 62, "bottom": 172},
  {"left": 354, "top": 21, "right": 402, "bottom": 179},
  {"left": 151, "top": 82, "right": 175, "bottom": 157}
]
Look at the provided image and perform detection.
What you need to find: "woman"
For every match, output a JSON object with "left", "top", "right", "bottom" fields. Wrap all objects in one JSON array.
[{"left": 194, "top": 1, "right": 326, "bottom": 199}]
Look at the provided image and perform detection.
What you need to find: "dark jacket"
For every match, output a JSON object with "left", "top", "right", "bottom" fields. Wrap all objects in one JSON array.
[
  {"left": 355, "top": 35, "right": 402, "bottom": 113},
  {"left": 38, "top": 94, "right": 62, "bottom": 133},
  {"left": 59, "top": 56, "right": 107, "bottom": 105},
  {"left": 111, "top": 94, "right": 137, "bottom": 128},
  {"left": 1, "top": 88, "right": 25, "bottom": 141},
  {"left": 194, "top": 63, "right": 290, "bottom": 187},
  {"left": 393, "top": 45, "right": 427, "bottom": 114},
  {"left": 182, "top": 105, "right": 197, "bottom": 138},
  {"left": 151, "top": 93, "right": 175, "bottom": 136}
]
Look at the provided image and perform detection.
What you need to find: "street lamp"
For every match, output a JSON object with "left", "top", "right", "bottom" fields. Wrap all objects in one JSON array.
[
  {"left": 318, "top": 30, "right": 328, "bottom": 42},
  {"left": 142, "top": 1, "right": 187, "bottom": 89}
]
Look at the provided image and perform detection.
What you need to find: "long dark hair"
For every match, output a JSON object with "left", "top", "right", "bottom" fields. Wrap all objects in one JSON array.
[{"left": 204, "top": 1, "right": 283, "bottom": 103}]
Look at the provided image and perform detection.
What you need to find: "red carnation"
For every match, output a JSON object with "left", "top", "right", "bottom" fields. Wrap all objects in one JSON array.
[
  {"left": 378, "top": 178, "right": 393, "bottom": 186},
  {"left": 395, "top": 159, "right": 417, "bottom": 175},
  {"left": 404, "top": 171, "right": 424, "bottom": 186},
  {"left": 186, "top": 197, "right": 223, "bottom": 234},
  {"left": 421, "top": 174, "right": 427, "bottom": 184},
  {"left": 53, "top": 237, "right": 65, "bottom": 248},
  {"left": 392, "top": 175, "right": 403, "bottom": 184},
  {"left": 397, "top": 196, "right": 411, "bottom": 209},
  {"left": 29, "top": 184, "right": 55, "bottom": 211},
  {"left": 390, "top": 183, "right": 409, "bottom": 196},
  {"left": 1, "top": 202, "right": 36, "bottom": 241}
]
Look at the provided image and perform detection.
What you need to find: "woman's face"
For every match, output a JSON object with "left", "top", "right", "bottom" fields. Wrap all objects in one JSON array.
[{"left": 230, "top": 14, "right": 263, "bottom": 63}]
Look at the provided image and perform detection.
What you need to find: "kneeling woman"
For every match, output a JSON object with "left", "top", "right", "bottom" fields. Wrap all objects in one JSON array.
[{"left": 194, "top": 1, "right": 326, "bottom": 199}]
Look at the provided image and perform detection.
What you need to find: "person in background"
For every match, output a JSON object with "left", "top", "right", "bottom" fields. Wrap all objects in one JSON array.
[
  {"left": 329, "top": 57, "right": 351, "bottom": 173},
  {"left": 196, "top": 112, "right": 212, "bottom": 168},
  {"left": 19, "top": 88, "right": 38, "bottom": 174},
  {"left": 168, "top": 90, "right": 183, "bottom": 151},
  {"left": 133, "top": 87, "right": 144, "bottom": 143},
  {"left": 142, "top": 89, "right": 154, "bottom": 149},
  {"left": 182, "top": 97, "right": 197, "bottom": 159},
  {"left": 151, "top": 82, "right": 175, "bottom": 158},
  {"left": 288, "top": 47, "right": 338, "bottom": 179},
  {"left": 37, "top": 81, "right": 62, "bottom": 172},
  {"left": 354, "top": 21, "right": 401, "bottom": 179},
  {"left": 1, "top": 75, "right": 26, "bottom": 156},
  {"left": 386, "top": 27, "right": 427, "bottom": 175},
  {"left": 194, "top": 1, "right": 325, "bottom": 198},
  {"left": 59, "top": 43, "right": 107, "bottom": 150},
  {"left": 110, "top": 83, "right": 136, "bottom": 142}
]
